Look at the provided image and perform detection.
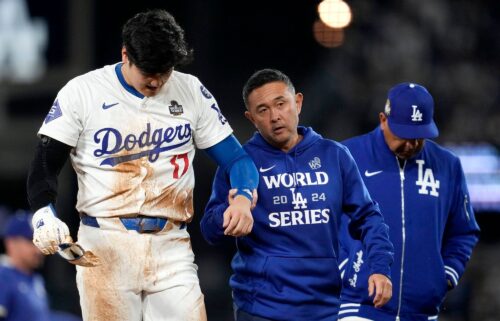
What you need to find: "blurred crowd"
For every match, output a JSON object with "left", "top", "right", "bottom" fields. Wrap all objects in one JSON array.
[{"left": 0, "top": 207, "right": 81, "bottom": 321}]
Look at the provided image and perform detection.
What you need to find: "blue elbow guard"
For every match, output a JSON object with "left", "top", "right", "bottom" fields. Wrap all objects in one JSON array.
[{"left": 205, "top": 135, "right": 259, "bottom": 201}]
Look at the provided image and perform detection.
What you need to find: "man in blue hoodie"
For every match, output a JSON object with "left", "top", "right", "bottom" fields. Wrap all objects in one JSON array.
[
  {"left": 338, "top": 83, "right": 480, "bottom": 321},
  {"left": 0, "top": 211, "right": 50, "bottom": 321},
  {"left": 201, "top": 69, "right": 395, "bottom": 321}
]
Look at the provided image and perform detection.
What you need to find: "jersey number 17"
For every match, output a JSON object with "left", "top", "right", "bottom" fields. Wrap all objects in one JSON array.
[{"left": 170, "top": 153, "right": 189, "bottom": 179}]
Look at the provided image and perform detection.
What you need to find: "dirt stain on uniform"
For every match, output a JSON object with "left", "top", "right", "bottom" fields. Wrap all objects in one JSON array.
[
  {"left": 81, "top": 245, "right": 128, "bottom": 321},
  {"left": 110, "top": 152, "right": 145, "bottom": 212},
  {"left": 163, "top": 221, "right": 175, "bottom": 232},
  {"left": 142, "top": 236, "right": 158, "bottom": 287},
  {"left": 187, "top": 286, "right": 207, "bottom": 321},
  {"left": 170, "top": 236, "right": 192, "bottom": 251},
  {"left": 144, "top": 186, "right": 194, "bottom": 221}
]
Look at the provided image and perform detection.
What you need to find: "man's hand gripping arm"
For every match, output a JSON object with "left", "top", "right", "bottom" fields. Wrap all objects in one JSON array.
[{"left": 205, "top": 134, "right": 259, "bottom": 237}]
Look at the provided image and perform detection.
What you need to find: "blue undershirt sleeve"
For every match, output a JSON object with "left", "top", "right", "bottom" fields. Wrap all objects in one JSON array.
[{"left": 204, "top": 134, "right": 259, "bottom": 201}]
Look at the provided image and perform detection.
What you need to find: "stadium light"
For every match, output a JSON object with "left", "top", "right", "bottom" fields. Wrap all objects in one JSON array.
[{"left": 318, "top": 0, "right": 352, "bottom": 29}]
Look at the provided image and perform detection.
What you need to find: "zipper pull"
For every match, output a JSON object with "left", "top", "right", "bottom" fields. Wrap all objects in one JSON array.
[{"left": 398, "top": 158, "right": 406, "bottom": 181}]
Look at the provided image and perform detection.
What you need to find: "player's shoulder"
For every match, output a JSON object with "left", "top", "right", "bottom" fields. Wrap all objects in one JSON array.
[
  {"left": 297, "top": 126, "right": 342, "bottom": 151},
  {"left": 77, "top": 64, "right": 116, "bottom": 83},
  {"left": 62, "top": 64, "right": 116, "bottom": 91},
  {"left": 317, "top": 137, "right": 347, "bottom": 152},
  {"left": 170, "top": 70, "right": 200, "bottom": 86},
  {"left": 423, "top": 140, "right": 461, "bottom": 166},
  {"left": 301, "top": 134, "right": 352, "bottom": 165},
  {"left": 306, "top": 131, "right": 350, "bottom": 155},
  {"left": 342, "top": 131, "right": 372, "bottom": 149},
  {"left": 168, "top": 70, "right": 214, "bottom": 99},
  {"left": 425, "top": 140, "right": 459, "bottom": 160}
]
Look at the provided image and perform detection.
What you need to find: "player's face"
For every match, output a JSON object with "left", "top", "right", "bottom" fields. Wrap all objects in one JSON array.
[
  {"left": 121, "top": 48, "right": 173, "bottom": 97},
  {"left": 380, "top": 113, "right": 425, "bottom": 160},
  {"left": 245, "top": 81, "right": 303, "bottom": 152}
]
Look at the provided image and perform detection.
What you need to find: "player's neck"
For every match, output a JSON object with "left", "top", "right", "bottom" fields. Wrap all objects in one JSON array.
[{"left": 120, "top": 63, "right": 131, "bottom": 87}]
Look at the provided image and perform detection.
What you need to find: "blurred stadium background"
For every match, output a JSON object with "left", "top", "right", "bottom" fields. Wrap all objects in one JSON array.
[{"left": 0, "top": 0, "right": 499, "bottom": 320}]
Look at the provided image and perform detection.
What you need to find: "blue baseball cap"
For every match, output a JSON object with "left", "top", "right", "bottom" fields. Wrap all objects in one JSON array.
[
  {"left": 384, "top": 82, "right": 439, "bottom": 139},
  {"left": 3, "top": 211, "right": 34, "bottom": 240}
]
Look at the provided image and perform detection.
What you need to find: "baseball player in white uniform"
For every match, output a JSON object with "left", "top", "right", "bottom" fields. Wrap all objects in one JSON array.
[{"left": 26, "top": 9, "right": 259, "bottom": 321}]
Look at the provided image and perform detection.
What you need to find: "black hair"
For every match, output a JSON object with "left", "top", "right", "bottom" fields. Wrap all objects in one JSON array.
[
  {"left": 242, "top": 69, "right": 295, "bottom": 109},
  {"left": 122, "top": 9, "right": 193, "bottom": 74}
]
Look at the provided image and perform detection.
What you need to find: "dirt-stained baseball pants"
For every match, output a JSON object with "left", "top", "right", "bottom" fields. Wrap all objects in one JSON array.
[{"left": 75, "top": 217, "right": 206, "bottom": 321}]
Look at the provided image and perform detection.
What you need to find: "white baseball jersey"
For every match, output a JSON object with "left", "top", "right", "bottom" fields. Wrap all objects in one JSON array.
[{"left": 39, "top": 63, "right": 233, "bottom": 221}]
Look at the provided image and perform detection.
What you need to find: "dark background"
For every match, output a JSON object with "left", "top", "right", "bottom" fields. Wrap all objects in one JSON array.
[{"left": 0, "top": 0, "right": 499, "bottom": 320}]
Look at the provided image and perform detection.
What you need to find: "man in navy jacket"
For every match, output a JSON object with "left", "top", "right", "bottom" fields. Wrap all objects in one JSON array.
[
  {"left": 338, "top": 82, "right": 480, "bottom": 321},
  {"left": 201, "top": 69, "right": 394, "bottom": 321}
]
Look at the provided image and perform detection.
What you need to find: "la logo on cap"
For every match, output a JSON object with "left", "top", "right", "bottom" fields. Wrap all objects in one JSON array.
[{"left": 411, "top": 105, "right": 423, "bottom": 122}]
